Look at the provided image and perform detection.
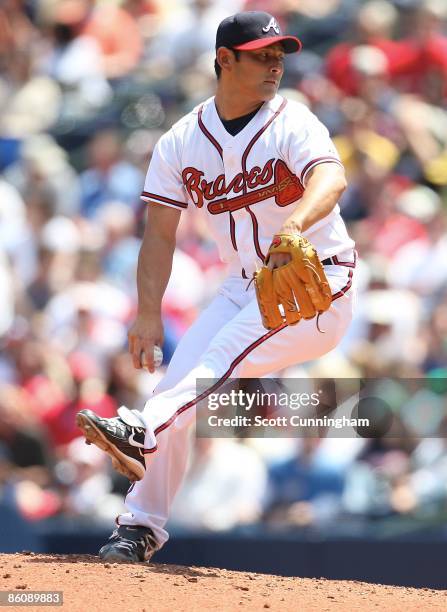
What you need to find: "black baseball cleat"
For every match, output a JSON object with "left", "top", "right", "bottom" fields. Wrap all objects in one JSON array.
[
  {"left": 76, "top": 406, "right": 147, "bottom": 481},
  {"left": 99, "top": 525, "right": 158, "bottom": 563}
]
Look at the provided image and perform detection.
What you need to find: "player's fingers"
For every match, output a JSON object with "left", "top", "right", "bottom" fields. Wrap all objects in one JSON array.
[
  {"left": 131, "top": 342, "right": 143, "bottom": 369},
  {"left": 140, "top": 341, "right": 155, "bottom": 373},
  {"left": 268, "top": 253, "right": 291, "bottom": 270},
  {"left": 266, "top": 254, "right": 275, "bottom": 270},
  {"left": 128, "top": 332, "right": 135, "bottom": 355}
]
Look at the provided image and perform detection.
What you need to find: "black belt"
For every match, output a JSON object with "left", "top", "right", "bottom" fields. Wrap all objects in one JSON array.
[
  {"left": 321, "top": 253, "right": 356, "bottom": 267},
  {"left": 322, "top": 256, "right": 337, "bottom": 266},
  {"left": 242, "top": 252, "right": 356, "bottom": 279}
]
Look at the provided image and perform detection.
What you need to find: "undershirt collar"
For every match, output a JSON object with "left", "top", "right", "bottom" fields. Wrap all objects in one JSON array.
[{"left": 220, "top": 104, "right": 263, "bottom": 136}]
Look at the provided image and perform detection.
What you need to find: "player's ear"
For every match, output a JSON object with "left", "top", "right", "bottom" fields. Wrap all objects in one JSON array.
[{"left": 216, "top": 47, "right": 234, "bottom": 73}]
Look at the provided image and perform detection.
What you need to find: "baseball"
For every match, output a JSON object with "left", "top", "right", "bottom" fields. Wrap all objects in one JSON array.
[{"left": 141, "top": 346, "right": 163, "bottom": 368}]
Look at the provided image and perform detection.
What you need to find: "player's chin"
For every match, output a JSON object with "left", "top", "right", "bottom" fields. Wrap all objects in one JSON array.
[{"left": 260, "top": 81, "right": 279, "bottom": 99}]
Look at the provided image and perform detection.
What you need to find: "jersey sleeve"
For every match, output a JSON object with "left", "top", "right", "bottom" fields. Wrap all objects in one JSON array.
[
  {"left": 140, "top": 130, "right": 188, "bottom": 210},
  {"left": 287, "top": 107, "right": 343, "bottom": 186}
]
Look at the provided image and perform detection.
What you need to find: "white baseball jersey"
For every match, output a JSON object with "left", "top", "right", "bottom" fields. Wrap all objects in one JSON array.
[{"left": 141, "top": 94, "right": 354, "bottom": 277}]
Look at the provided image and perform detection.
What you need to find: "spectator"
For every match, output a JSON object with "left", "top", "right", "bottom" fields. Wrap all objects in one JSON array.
[
  {"left": 4, "top": 134, "right": 81, "bottom": 217},
  {"left": 0, "top": 48, "right": 61, "bottom": 140},
  {"left": 38, "top": 0, "right": 112, "bottom": 110},
  {"left": 82, "top": 0, "right": 143, "bottom": 80},
  {"left": 263, "top": 438, "right": 347, "bottom": 528},
  {"left": 325, "top": 1, "right": 402, "bottom": 96},
  {"left": 57, "top": 436, "right": 125, "bottom": 521},
  {"left": 41, "top": 0, "right": 144, "bottom": 82},
  {"left": 79, "top": 129, "right": 144, "bottom": 218},
  {"left": 394, "top": 0, "right": 447, "bottom": 102},
  {"left": 97, "top": 201, "right": 140, "bottom": 295},
  {"left": 169, "top": 438, "right": 267, "bottom": 531}
]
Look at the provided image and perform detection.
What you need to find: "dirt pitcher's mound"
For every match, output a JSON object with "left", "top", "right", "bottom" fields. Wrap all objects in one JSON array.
[{"left": 0, "top": 553, "right": 445, "bottom": 611}]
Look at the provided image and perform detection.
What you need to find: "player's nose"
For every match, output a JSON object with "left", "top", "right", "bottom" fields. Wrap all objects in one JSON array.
[
  {"left": 269, "top": 65, "right": 282, "bottom": 77},
  {"left": 269, "top": 60, "right": 283, "bottom": 74}
]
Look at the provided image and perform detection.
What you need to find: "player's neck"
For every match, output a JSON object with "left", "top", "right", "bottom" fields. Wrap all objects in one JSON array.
[{"left": 214, "top": 86, "right": 266, "bottom": 120}]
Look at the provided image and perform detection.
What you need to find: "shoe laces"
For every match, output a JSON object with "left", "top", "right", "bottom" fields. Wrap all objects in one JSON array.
[{"left": 105, "top": 418, "right": 144, "bottom": 437}]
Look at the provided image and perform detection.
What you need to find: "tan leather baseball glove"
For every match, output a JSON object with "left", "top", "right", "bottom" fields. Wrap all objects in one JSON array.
[{"left": 254, "top": 234, "right": 332, "bottom": 330}]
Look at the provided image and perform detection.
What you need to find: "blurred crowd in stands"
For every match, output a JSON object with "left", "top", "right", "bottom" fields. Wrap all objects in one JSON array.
[{"left": 1, "top": 0, "right": 447, "bottom": 536}]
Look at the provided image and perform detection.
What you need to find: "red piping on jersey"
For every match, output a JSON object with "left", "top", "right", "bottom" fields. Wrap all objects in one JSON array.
[
  {"left": 330, "top": 251, "right": 356, "bottom": 300},
  {"left": 142, "top": 191, "right": 188, "bottom": 209},
  {"left": 198, "top": 104, "right": 241, "bottom": 252},
  {"left": 230, "top": 213, "right": 237, "bottom": 251},
  {"left": 331, "top": 269, "right": 353, "bottom": 301},
  {"left": 246, "top": 207, "right": 264, "bottom": 261},
  {"left": 240, "top": 98, "right": 288, "bottom": 262},
  {"left": 241, "top": 98, "right": 288, "bottom": 180},
  {"left": 198, "top": 105, "right": 223, "bottom": 160},
  {"left": 121, "top": 482, "right": 136, "bottom": 512},
  {"left": 300, "top": 156, "right": 342, "bottom": 184},
  {"left": 143, "top": 322, "right": 288, "bottom": 453},
  {"left": 331, "top": 251, "right": 357, "bottom": 268}
]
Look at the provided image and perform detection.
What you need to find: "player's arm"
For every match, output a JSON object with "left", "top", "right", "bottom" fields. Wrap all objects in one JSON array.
[
  {"left": 281, "top": 162, "right": 347, "bottom": 234},
  {"left": 128, "top": 203, "right": 181, "bottom": 372},
  {"left": 268, "top": 163, "right": 347, "bottom": 269}
]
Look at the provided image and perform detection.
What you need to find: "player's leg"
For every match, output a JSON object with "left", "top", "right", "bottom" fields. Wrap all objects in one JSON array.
[
  {"left": 152, "top": 280, "right": 242, "bottom": 395},
  {"left": 78, "top": 267, "right": 355, "bottom": 556},
  {"left": 237, "top": 273, "right": 356, "bottom": 377},
  {"left": 116, "top": 281, "right": 242, "bottom": 545},
  {"left": 78, "top": 277, "right": 242, "bottom": 555},
  {"left": 119, "top": 269, "right": 354, "bottom": 546},
  {"left": 139, "top": 268, "right": 354, "bottom": 439}
]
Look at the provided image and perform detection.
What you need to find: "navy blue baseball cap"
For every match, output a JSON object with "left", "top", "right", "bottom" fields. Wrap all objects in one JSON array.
[{"left": 216, "top": 12, "right": 302, "bottom": 54}]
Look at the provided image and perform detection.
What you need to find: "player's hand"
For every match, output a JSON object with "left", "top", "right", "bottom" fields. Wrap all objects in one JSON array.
[
  {"left": 267, "top": 251, "right": 292, "bottom": 270},
  {"left": 267, "top": 220, "right": 302, "bottom": 269},
  {"left": 128, "top": 316, "right": 164, "bottom": 373}
]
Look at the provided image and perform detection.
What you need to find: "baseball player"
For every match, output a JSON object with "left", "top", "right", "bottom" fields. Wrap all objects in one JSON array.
[{"left": 77, "top": 11, "right": 356, "bottom": 562}]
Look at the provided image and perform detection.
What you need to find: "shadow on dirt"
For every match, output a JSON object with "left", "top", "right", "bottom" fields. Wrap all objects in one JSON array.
[{"left": 27, "top": 555, "right": 221, "bottom": 578}]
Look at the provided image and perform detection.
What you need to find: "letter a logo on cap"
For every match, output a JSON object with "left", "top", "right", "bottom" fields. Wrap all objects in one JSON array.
[{"left": 262, "top": 17, "right": 280, "bottom": 34}]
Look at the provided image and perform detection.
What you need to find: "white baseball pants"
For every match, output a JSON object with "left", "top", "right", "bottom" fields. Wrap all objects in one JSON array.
[{"left": 117, "top": 257, "right": 356, "bottom": 547}]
